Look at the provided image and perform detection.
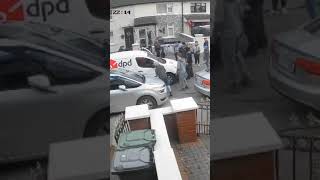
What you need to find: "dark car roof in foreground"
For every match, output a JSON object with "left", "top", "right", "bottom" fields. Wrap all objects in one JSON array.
[{"left": 0, "top": 22, "right": 106, "bottom": 67}]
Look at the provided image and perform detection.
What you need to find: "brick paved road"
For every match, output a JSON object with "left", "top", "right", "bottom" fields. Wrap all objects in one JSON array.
[{"left": 172, "top": 136, "right": 210, "bottom": 180}]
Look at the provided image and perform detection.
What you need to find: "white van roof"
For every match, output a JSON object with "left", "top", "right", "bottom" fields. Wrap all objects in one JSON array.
[{"left": 110, "top": 50, "right": 148, "bottom": 59}]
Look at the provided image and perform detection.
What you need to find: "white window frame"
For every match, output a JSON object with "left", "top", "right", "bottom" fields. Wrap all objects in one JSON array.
[
  {"left": 167, "top": 24, "right": 175, "bottom": 37},
  {"left": 167, "top": 3, "right": 173, "bottom": 13},
  {"left": 190, "top": 2, "right": 207, "bottom": 13}
]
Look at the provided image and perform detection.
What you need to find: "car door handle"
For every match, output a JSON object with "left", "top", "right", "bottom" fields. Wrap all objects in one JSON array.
[{"left": 138, "top": 71, "right": 143, "bottom": 72}]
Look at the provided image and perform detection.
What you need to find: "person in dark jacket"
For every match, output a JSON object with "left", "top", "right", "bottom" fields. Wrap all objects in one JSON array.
[
  {"left": 161, "top": 47, "right": 166, "bottom": 58},
  {"left": 154, "top": 39, "right": 161, "bottom": 57},
  {"left": 154, "top": 62, "right": 172, "bottom": 96},
  {"left": 193, "top": 41, "right": 201, "bottom": 65},
  {"left": 186, "top": 47, "right": 194, "bottom": 79},
  {"left": 179, "top": 42, "right": 187, "bottom": 58},
  {"left": 177, "top": 53, "right": 188, "bottom": 90}
]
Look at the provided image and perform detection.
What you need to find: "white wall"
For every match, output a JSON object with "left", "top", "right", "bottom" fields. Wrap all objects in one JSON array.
[{"left": 110, "top": 6, "right": 134, "bottom": 52}]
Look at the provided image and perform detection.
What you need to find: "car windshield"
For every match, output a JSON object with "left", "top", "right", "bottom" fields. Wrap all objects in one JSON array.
[
  {"left": 112, "top": 69, "right": 145, "bottom": 83},
  {"left": 1, "top": 24, "right": 106, "bottom": 67},
  {"left": 26, "top": 23, "right": 106, "bottom": 57},
  {"left": 147, "top": 53, "right": 166, "bottom": 64}
]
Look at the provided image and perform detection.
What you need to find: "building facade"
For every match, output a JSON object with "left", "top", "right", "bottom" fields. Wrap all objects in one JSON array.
[{"left": 110, "top": 0, "right": 211, "bottom": 53}]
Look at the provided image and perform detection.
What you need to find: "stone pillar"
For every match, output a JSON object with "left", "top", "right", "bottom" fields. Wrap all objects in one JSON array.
[
  {"left": 125, "top": 104, "right": 151, "bottom": 131},
  {"left": 170, "top": 97, "right": 199, "bottom": 144},
  {"left": 176, "top": 110, "right": 197, "bottom": 143}
]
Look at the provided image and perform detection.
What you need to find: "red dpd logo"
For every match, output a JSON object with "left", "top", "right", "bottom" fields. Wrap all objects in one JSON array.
[
  {"left": 110, "top": 59, "right": 118, "bottom": 69},
  {"left": 0, "top": 0, "right": 24, "bottom": 22}
]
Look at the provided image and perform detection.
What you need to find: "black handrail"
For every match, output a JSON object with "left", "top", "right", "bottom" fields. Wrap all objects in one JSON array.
[{"left": 278, "top": 134, "right": 320, "bottom": 180}]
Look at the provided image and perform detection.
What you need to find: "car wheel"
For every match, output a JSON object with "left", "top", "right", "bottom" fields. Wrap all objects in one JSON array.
[
  {"left": 167, "top": 73, "right": 175, "bottom": 85},
  {"left": 84, "top": 110, "right": 109, "bottom": 137},
  {"left": 137, "top": 96, "right": 157, "bottom": 109}
]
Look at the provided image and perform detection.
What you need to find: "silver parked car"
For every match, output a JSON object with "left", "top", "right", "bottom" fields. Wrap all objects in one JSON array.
[
  {"left": 194, "top": 69, "right": 210, "bottom": 97},
  {"left": 269, "top": 18, "right": 320, "bottom": 111},
  {"left": 0, "top": 39, "right": 108, "bottom": 163},
  {"left": 110, "top": 69, "right": 169, "bottom": 113}
]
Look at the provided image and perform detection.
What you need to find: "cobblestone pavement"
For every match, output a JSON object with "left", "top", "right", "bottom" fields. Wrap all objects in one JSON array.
[{"left": 171, "top": 135, "right": 210, "bottom": 180}]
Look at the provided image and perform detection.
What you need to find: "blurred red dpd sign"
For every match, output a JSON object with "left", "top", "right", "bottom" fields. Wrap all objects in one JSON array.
[
  {"left": 0, "top": 0, "right": 24, "bottom": 23},
  {"left": 110, "top": 59, "right": 118, "bottom": 69}
]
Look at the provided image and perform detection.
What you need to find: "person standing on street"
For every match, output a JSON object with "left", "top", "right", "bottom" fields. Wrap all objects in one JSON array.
[
  {"left": 154, "top": 62, "right": 172, "bottom": 96},
  {"left": 161, "top": 47, "right": 166, "bottom": 58},
  {"left": 177, "top": 53, "right": 188, "bottom": 90},
  {"left": 179, "top": 42, "right": 187, "bottom": 58},
  {"left": 271, "top": 0, "right": 288, "bottom": 14},
  {"left": 219, "top": 0, "right": 252, "bottom": 93},
  {"left": 154, "top": 38, "right": 161, "bottom": 57},
  {"left": 193, "top": 41, "right": 201, "bottom": 65},
  {"left": 186, "top": 47, "right": 194, "bottom": 79}
]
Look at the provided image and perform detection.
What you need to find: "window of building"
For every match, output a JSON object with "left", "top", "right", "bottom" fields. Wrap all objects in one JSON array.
[
  {"left": 167, "top": 24, "right": 174, "bottom": 37},
  {"left": 190, "top": 3, "right": 206, "bottom": 13},
  {"left": 167, "top": 3, "right": 173, "bottom": 13},
  {"left": 157, "top": 3, "right": 167, "bottom": 14}
]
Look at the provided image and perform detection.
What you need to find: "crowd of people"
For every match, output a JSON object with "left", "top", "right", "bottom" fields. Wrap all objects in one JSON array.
[
  {"left": 153, "top": 38, "right": 210, "bottom": 92},
  {"left": 214, "top": 0, "right": 319, "bottom": 94}
]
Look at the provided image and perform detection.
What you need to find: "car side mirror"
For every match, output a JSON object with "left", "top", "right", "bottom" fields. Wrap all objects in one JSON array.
[
  {"left": 28, "top": 75, "right": 55, "bottom": 93},
  {"left": 119, "top": 85, "right": 127, "bottom": 91}
]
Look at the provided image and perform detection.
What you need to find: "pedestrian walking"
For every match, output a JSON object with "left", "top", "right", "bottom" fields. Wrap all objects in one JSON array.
[
  {"left": 179, "top": 42, "right": 187, "bottom": 58},
  {"left": 161, "top": 47, "right": 166, "bottom": 58},
  {"left": 186, "top": 47, "right": 194, "bottom": 79},
  {"left": 193, "top": 41, "right": 201, "bottom": 65},
  {"left": 220, "top": 0, "right": 252, "bottom": 93},
  {"left": 271, "top": 0, "right": 288, "bottom": 14},
  {"left": 177, "top": 53, "right": 188, "bottom": 90},
  {"left": 154, "top": 38, "right": 161, "bottom": 57},
  {"left": 203, "top": 38, "right": 209, "bottom": 48},
  {"left": 154, "top": 61, "right": 172, "bottom": 96}
]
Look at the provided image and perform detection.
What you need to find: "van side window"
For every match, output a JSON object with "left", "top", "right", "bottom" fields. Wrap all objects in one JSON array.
[{"left": 136, "top": 57, "right": 155, "bottom": 68}]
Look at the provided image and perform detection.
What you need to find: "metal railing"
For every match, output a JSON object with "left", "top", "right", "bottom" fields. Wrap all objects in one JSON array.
[
  {"left": 277, "top": 132, "right": 320, "bottom": 180},
  {"left": 113, "top": 113, "right": 130, "bottom": 144},
  {"left": 196, "top": 99, "right": 210, "bottom": 135}
]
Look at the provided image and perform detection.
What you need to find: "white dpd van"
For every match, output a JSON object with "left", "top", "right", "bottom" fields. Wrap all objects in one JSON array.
[
  {"left": 110, "top": 51, "right": 178, "bottom": 84},
  {"left": 0, "top": 0, "right": 107, "bottom": 44}
]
